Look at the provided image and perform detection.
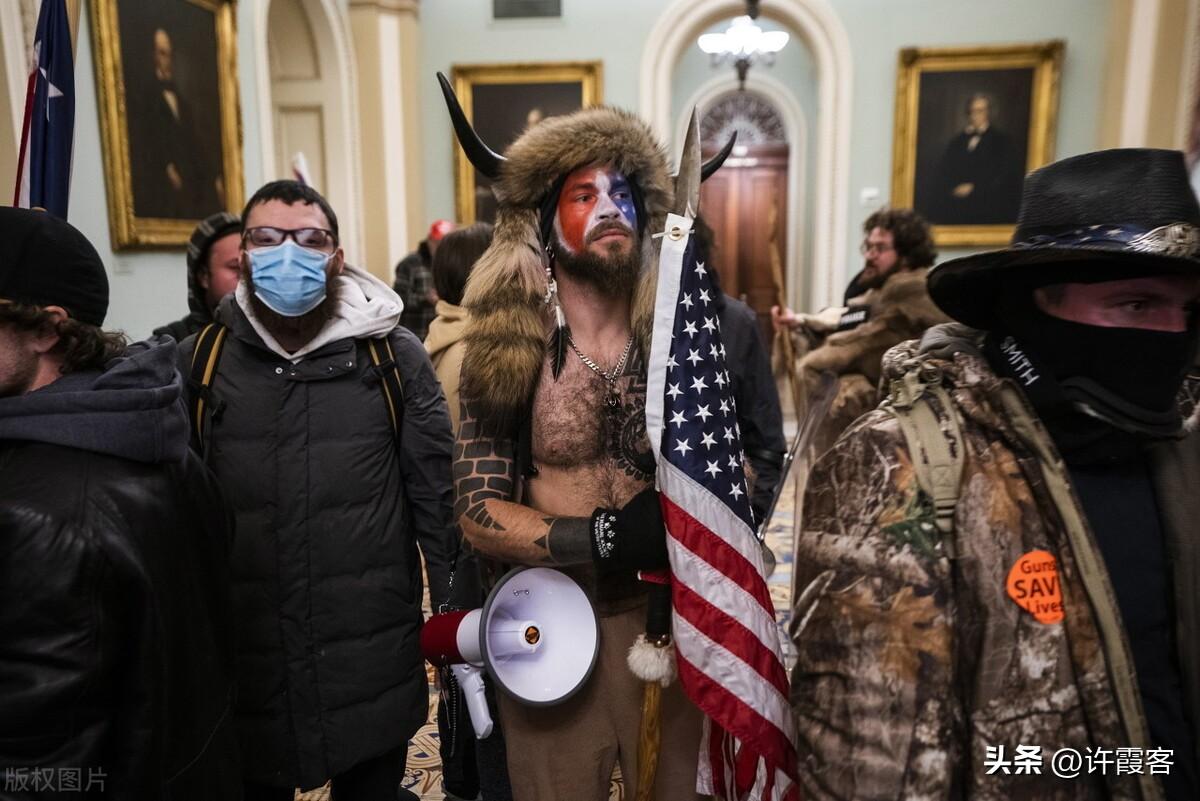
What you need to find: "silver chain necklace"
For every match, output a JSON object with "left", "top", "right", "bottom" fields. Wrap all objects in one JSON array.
[{"left": 566, "top": 332, "right": 634, "bottom": 409}]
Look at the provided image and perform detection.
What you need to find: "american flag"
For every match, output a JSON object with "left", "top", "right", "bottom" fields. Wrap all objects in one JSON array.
[
  {"left": 646, "top": 213, "right": 798, "bottom": 800},
  {"left": 13, "top": 0, "right": 74, "bottom": 218}
]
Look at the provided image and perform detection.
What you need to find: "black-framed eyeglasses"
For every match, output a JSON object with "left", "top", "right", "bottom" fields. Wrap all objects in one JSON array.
[
  {"left": 243, "top": 226, "right": 337, "bottom": 250},
  {"left": 859, "top": 240, "right": 895, "bottom": 256}
]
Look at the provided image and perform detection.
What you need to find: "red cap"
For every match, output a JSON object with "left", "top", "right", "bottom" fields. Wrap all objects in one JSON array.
[
  {"left": 420, "top": 609, "right": 472, "bottom": 666},
  {"left": 428, "top": 219, "right": 455, "bottom": 242}
]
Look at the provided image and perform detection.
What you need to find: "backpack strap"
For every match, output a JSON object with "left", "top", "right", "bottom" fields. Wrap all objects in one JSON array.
[
  {"left": 187, "top": 323, "right": 229, "bottom": 456},
  {"left": 887, "top": 363, "right": 966, "bottom": 549},
  {"left": 366, "top": 336, "right": 405, "bottom": 443}
]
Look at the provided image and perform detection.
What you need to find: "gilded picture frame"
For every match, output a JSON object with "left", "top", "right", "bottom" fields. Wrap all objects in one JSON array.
[
  {"left": 891, "top": 41, "right": 1063, "bottom": 247},
  {"left": 451, "top": 61, "right": 603, "bottom": 223},
  {"left": 90, "top": 0, "right": 243, "bottom": 250}
]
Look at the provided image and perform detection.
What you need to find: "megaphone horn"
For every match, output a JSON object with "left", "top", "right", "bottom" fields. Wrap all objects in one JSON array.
[{"left": 421, "top": 567, "right": 600, "bottom": 709}]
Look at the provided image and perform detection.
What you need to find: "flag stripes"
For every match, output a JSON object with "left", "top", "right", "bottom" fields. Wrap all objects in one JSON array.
[{"left": 647, "top": 212, "right": 799, "bottom": 801}]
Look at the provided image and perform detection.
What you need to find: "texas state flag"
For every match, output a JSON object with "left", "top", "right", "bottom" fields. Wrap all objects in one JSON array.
[{"left": 13, "top": 0, "right": 75, "bottom": 219}]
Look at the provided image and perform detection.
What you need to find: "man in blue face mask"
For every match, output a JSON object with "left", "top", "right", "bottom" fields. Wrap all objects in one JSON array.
[{"left": 177, "top": 181, "right": 458, "bottom": 801}]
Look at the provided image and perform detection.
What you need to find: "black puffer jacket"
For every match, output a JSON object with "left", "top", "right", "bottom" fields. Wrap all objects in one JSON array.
[
  {"left": 0, "top": 339, "right": 240, "bottom": 800},
  {"left": 716, "top": 294, "right": 786, "bottom": 523},
  {"left": 179, "top": 271, "right": 456, "bottom": 789}
]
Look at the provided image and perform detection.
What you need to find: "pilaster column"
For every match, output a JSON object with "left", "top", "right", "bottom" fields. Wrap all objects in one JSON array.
[
  {"left": 1099, "top": 0, "right": 1198, "bottom": 150},
  {"left": 349, "top": 0, "right": 423, "bottom": 282}
]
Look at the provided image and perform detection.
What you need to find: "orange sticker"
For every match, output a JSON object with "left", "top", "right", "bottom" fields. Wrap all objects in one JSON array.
[{"left": 1006, "top": 550, "right": 1065, "bottom": 624}]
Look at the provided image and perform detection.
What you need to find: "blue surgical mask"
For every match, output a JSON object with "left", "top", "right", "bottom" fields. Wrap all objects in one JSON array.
[{"left": 248, "top": 240, "right": 330, "bottom": 317}]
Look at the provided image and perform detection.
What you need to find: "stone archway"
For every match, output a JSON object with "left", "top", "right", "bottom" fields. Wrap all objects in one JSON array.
[
  {"left": 641, "top": 0, "right": 852, "bottom": 308},
  {"left": 677, "top": 73, "right": 808, "bottom": 309}
]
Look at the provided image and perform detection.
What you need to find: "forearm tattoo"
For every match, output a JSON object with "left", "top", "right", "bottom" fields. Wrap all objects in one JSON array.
[
  {"left": 455, "top": 400, "right": 595, "bottom": 566},
  {"left": 533, "top": 517, "right": 592, "bottom": 565},
  {"left": 453, "top": 402, "right": 515, "bottom": 533}
]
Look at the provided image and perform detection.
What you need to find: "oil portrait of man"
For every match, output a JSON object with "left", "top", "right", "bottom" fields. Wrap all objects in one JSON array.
[{"left": 118, "top": 3, "right": 226, "bottom": 221}]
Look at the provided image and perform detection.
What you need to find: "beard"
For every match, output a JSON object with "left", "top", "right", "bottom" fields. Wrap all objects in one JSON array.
[
  {"left": 552, "top": 223, "right": 642, "bottom": 297},
  {"left": 0, "top": 352, "right": 37, "bottom": 398},
  {"left": 244, "top": 272, "right": 341, "bottom": 347},
  {"left": 857, "top": 259, "right": 899, "bottom": 291}
]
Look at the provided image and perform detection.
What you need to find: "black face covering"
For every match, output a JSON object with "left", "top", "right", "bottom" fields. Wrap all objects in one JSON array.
[{"left": 988, "top": 296, "right": 1198, "bottom": 463}]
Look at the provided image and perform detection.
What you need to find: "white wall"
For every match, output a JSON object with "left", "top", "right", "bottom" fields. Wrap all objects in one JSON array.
[{"left": 831, "top": 0, "right": 1111, "bottom": 271}]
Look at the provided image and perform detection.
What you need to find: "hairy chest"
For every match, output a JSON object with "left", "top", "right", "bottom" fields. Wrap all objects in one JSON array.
[{"left": 530, "top": 352, "right": 655, "bottom": 486}]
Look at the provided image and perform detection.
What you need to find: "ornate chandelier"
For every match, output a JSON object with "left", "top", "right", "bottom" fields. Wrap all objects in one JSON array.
[{"left": 697, "top": 13, "right": 789, "bottom": 91}]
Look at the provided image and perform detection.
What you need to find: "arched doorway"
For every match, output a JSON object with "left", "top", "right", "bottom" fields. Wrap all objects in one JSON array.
[
  {"left": 698, "top": 90, "right": 790, "bottom": 346},
  {"left": 641, "top": 0, "right": 852, "bottom": 310},
  {"left": 679, "top": 70, "right": 808, "bottom": 333},
  {"left": 256, "top": 0, "right": 364, "bottom": 262}
]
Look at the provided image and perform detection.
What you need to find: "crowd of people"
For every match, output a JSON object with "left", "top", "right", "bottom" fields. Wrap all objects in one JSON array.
[{"left": 1, "top": 90, "right": 1197, "bottom": 801}]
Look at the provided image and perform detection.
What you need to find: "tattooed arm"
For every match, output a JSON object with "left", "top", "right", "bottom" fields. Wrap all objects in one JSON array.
[{"left": 453, "top": 400, "right": 593, "bottom": 565}]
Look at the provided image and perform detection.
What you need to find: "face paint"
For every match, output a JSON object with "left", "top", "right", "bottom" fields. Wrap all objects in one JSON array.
[{"left": 554, "top": 166, "right": 638, "bottom": 255}]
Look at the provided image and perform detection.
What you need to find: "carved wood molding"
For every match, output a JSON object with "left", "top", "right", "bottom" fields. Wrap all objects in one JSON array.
[{"left": 701, "top": 92, "right": 787, "bottom": 146}]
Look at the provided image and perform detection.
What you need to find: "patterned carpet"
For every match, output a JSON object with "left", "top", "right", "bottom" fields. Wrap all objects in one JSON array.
[{"left": 297, "top": 466, "right": 800, "bottom": 801}]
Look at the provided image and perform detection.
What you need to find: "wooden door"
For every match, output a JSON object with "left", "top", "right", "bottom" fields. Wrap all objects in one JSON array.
[{"left": 700, "top": 143, "right": 789, "bottom": 348}]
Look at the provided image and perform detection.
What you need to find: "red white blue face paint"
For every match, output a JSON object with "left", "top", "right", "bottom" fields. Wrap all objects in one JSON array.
[{"left": 554, "top": 165, "right": 638, "bottom": 255}]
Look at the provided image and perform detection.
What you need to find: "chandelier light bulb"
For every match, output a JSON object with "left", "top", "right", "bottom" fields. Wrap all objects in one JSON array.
[{"left": 696, "top": 16, "right": 790, "bottom": 57}]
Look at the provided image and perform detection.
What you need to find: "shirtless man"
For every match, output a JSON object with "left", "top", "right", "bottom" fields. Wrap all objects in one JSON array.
[{"left": 441, "top": 85, "right": 705, "bottom": 801}]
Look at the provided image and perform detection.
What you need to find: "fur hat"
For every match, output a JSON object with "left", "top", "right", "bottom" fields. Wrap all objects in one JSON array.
[{"left": 446, "top": 89, "right": 673, "bottom": 433}]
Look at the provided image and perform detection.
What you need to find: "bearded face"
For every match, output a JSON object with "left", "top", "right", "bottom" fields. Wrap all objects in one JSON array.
[
  {"left": 245, "top": 269, "right": 341, "bottom": 347},
  {"left": 552, "top": 164, "right": 641, "bottom": 296}
]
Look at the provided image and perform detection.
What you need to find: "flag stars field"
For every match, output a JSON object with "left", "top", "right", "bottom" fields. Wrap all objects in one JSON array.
[{"left": 649, "top": 231, "right": 797, "bottom": 800}]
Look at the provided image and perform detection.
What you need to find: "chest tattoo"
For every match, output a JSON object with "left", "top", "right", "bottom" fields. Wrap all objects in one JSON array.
[{"left": 604, "top": 359, "right": 655, "bottom": 482}]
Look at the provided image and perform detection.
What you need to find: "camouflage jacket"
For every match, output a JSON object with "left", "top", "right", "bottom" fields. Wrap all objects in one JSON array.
[{"left": 790, "top": 326, "right": 1200, "bottom": 801}]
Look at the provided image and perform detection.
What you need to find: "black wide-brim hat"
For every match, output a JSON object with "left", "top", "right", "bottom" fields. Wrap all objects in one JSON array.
[{"left": 928, "top": 148, "right": 1200, "bottom": 329}]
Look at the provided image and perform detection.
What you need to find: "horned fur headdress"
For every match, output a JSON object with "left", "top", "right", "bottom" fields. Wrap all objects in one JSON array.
[{"left": 438, "top": 73, "right": 732, "bottom": 433}]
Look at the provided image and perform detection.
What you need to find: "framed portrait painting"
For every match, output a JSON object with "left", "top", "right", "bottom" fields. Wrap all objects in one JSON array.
[
  {"left": 90, "top": 0, "right": 243, "bottom": 249},
  {"left": 451, "top": 61, "right": 603, "bottom": 223},
  {"left": 891, "top": 41, "right": 1064, "bottom": 247}
]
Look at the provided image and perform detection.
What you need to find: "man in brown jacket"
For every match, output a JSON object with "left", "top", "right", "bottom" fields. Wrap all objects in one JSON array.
[
  {"left": 774, "top": 208, "right": 948, "bottom": 455},
  {"left": 790, "top": 149, "right": 1200, "bottom": 801}
]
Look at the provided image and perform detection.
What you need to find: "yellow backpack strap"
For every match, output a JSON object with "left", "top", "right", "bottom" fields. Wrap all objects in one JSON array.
[
  {"left": 187, "top": 323, "right": 229, "bottom": 456},
  {"left": 888, "top": 364, "right": 966, "bottom": 549},
  {"left": 367, "top": 336, "right": 405, "bottom": 443}
]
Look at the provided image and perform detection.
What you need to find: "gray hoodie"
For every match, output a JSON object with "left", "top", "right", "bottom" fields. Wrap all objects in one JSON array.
[{"left": 0, "top": 337, "right": 190, "bottom": 464}]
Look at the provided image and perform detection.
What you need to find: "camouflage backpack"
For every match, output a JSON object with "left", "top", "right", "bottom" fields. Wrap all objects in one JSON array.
[{"left": 886, "top": 362, "right": 967, "bottom": 549}]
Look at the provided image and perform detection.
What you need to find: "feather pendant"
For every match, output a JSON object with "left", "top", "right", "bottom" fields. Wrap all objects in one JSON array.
[{"left": 550, "top": 303, "right": 568, "bottom": 379}]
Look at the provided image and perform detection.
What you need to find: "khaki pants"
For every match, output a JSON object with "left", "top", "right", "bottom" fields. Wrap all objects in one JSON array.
[{"left": 498, "top": 604, "right": 706, "bottom": 801}]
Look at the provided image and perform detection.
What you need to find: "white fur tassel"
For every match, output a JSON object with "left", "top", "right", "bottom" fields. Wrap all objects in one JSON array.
[{"left": 627, "top": 634, "right": 676, "bottom": 687}]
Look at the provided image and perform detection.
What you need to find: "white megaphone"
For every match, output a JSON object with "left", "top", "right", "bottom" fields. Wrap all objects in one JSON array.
[{"left": 421, "top": 567, "right": 600, "bottom": 739}]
